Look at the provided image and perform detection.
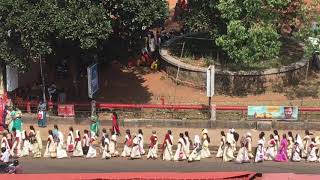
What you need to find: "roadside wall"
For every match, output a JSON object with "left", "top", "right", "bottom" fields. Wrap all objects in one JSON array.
[{"left": 160, "top": 37, "right": 309, "bottom": 96}]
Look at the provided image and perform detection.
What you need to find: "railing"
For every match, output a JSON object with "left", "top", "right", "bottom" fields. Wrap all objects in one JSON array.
[{"left": 11, "top": 99, "right": 320, "bottom": 121}]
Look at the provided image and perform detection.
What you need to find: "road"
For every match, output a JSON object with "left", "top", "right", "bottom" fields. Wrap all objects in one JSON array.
[{"left": 19, "top": 157, "right": 320, "bottom": 174}]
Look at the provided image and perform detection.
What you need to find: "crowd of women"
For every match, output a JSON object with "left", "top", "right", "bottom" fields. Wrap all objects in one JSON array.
[
  {"left": 217, "top": 129, "right": 320, "bottom": 163},
  {"left": 2, "top": 120, "right": 320, "bottom": 163},
  {"left": 0, "top": 123, "right": 210, "bottom": 162}
]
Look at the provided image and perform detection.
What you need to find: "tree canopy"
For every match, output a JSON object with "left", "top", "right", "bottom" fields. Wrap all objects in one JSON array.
[
  {"left": 182, "top": 0, "right": 320, "bottom": 66},
  {"left": 0, "top": 0, "right": 168, "bottom": 69},
  {"left": 102, "top": 0, "right": 168, "bottom": 39}
]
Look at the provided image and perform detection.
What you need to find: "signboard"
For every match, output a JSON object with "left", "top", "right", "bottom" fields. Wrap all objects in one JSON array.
[
  {"left": 57, "top": 104, "right": 75, "bottom": 117},
  {"left": 247, "top": 106, "right": 298, "bottom": 120},
  {"left": 87, "top": 64, "right": 99, "bottom": 98},
  {"left": 206, "top": 65, "right": 215, "bottom": 97},
  {"left": 6, "top": 65, "right": 18, "bottom": 92}
]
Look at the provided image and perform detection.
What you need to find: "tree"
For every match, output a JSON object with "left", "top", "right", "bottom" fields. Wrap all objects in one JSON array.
[
  {"left": 0, "top": 0, "right": 54, "bottom": 69},
  {"left": 0, "top": 0, "right": 169, "bottom": 69},
  {"left": 0, "top": 0, "right": 112, "bottom": 69},
  {"left": 102, "top": 0, "right": 168, "bottom": 39},
  {"left": 54, "top": 0, "right": 112, "bottom": 50},
  {"left": 182, "top": 0, "right": 320, "bottom": 67}
]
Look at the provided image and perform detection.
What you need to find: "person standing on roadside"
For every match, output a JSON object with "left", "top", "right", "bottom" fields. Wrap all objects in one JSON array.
[
  {"left": 12, "top": 110, "right": 22, "bottom": 132},
  {"left": 37, "top": 101, "right": 47, "bottom": 128},
  {"left": 111, "top": 112, "right": 120, "bottom": 136},
  {"left": 90, "top": 115, "right": 100, "bottom": 137}
]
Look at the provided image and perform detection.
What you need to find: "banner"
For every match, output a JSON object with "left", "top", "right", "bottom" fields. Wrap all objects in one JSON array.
[
  {"left": 87, "top": 64, "right": 99, "bottom": 98},
  {"left": 57, "top": 104, "right": 75, "bottom": 117},
  {"left": 247, "top": 106, "right": 298, "bottom": 120},
  {"left": 6, "top": 65, "right": 18, "bottom": 92}
]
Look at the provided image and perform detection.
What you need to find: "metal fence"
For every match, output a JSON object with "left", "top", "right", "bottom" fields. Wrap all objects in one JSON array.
[{"left": 11, "top": 99, "right": 320, "bottom": 122}]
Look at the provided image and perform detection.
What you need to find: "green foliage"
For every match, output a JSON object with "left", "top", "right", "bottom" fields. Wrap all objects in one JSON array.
[
  {"left": 0, "top": 0, "right": 53, "bottom": 69},
  {"left": 216, "top": 21, "right": 281, "bottom": 64},
  {"left": 102, "top": 0, "right": 168, "bottom": 38},
  {"left": 182, "top": 0, "right": 320, "bottom": 67},
  {"left": 182, "top": 0, "right": 220, "bottom": 34},
  {"left": 0, "top": 0, "right": 112, "bottom": 69},
  {"left": 0, "top": 0, "right": 168, "bottom": 69},
  {"left": 54, "top": 0, "right": 112, "bottom": 49}
]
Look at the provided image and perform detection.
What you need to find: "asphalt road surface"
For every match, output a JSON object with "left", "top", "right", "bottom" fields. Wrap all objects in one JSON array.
[{"left": 19, "top": 157, "right": 320, "bottom": 174}]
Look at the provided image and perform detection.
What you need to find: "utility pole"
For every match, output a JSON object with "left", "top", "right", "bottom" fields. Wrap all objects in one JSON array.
[
  {"left": 206, "top": 65, "right": 215, "bottom": 121},
  {"left": 39, "top": 55, "right": 46, "bottom": 103}
]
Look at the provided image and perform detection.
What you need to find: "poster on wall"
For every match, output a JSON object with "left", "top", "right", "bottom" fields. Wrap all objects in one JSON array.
[
  {"left": 87, "top": 63, "right": 99, "bottom": 99},
  {"left": 6, "top": 65, "right": 18, "bottom": 92},
  {"left": 247, "top": 106, "right": 298, "bottom": 120}
]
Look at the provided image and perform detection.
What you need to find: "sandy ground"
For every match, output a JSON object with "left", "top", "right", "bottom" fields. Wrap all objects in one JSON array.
[{"left": 96, "top": 64, "right": 320, "bottom": 106}]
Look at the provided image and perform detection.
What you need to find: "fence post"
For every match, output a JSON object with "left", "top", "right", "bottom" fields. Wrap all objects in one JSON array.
[
  {"left": 91, "top": 100, "right": 96, "bottom": 117},
  {"left": 64, "top": 105, "right": 68, "bottom": 118},
  {"left": 305, "top": 112, "right": 308, "bottom": 122},
  {"left": 242, "top": 110, "right": 246, "bottom": 120},
  {"left": 160, "top": 96, "right": 165, "bottom": 105},
  {"left": 26, "top": 100, "right": 31, "bottom": 113},
  {"left": 210, "top": 104, "right": 216, "bottom": 121},
  {"left": 48, "top": 99, "right": 53, "bottom": 112}
]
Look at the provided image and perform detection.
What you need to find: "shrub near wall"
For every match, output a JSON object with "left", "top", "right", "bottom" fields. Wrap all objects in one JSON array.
[{"left": 160, "top": 46, "right": 309, "bottom": 96}]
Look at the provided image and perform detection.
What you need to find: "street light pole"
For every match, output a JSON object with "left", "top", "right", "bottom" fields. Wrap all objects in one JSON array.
[{"left": 39, "top": 55, "right": 46, "bottom": 103}]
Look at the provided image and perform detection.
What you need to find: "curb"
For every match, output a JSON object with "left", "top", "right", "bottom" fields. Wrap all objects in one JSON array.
[{"left": 21, "top": 114, "right": 320, "bottom": 130}]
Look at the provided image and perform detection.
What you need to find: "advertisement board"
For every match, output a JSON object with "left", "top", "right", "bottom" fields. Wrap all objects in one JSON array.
[
  {"left": 247, "top": 106, "right": 298, "bottom": 120},
  {"left": 57, "top": 104, "right": 75, "bottom": 117},
  {"left": 87, "top": 64, "right": 99, "bottom": 98}
]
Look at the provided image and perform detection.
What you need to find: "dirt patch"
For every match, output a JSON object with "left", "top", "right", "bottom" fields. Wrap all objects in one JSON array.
[{"left": 94, "top": 63, "right": 320, "bottom": 106}]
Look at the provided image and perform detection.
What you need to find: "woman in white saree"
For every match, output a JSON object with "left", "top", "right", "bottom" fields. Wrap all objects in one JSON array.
[
  {"left": 265, "top": 134, "right": 276, "bottom": 161},
  {"left": 216, "top": 131, "right": 225, "bottom": 158},
  {"left": 72, "top": 130, "right": 83, "bottom": 157},
  {"left": 173, "top": 133, "right": 187, "bottom": 161},
  {"left": 201, "top": 129, "right": 211, "bottom": 159},
  {"left": 223, "top": 129, "right": 235, "bottom": 162}
]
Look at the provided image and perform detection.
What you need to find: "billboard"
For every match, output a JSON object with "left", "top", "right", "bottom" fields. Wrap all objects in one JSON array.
[
  {"left": 247, "top": 106, "right": 298, "bottom": 120},
  {"left": 87, "top": 63, "right": 99, "bottom": 99},
  {"left": 6, "top": 65, "right": 18, "bottom": 92}
]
